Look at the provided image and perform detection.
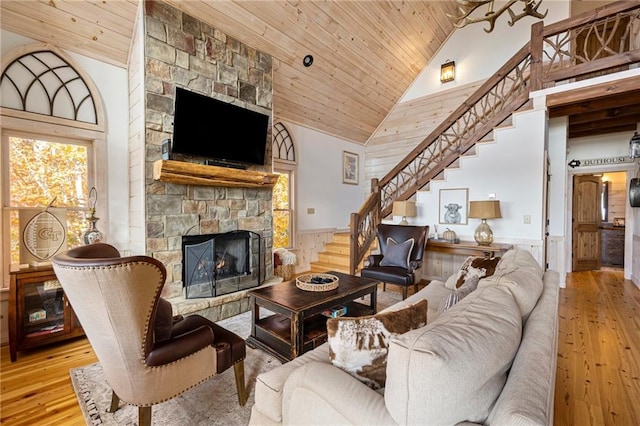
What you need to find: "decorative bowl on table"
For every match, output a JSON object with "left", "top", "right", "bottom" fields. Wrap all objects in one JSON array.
[{"left": 295, "top": 273, "right": 339, "bottom": 292}]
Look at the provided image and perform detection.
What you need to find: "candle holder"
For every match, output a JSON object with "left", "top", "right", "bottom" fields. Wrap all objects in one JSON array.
[{"left": 83, "top": 187, "right": 104, "bottom": 245}]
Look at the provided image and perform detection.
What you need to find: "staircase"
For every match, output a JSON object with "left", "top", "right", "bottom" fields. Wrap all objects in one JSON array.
[
  {"left": 346, "top": 2, "right": 640, "bottom": 276},
  {"left": 309, "top": 232, "right": 376, "bottom": 274}
]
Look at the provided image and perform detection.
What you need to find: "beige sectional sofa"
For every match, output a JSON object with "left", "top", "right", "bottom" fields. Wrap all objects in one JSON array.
[{"left": 249, "top": 250, "right": 559, "bottom": 425}]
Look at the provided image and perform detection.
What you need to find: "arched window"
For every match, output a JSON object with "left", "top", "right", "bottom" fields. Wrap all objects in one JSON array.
[
  {"left": 1, "top": 50, "right": 98, "bottom": 123},
  {"left": 1, "top": 44, "right": 106, "bottom": 283},
  {"left": 272, "top": 122, "right": 297, "bottom": 249}
]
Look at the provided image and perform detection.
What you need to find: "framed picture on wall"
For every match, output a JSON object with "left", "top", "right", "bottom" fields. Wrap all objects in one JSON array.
[
  {"left": 439, "top": 188, "right": 469, "bottom": 225},
  {"left": 343, "top": 151, "right": 359, "bottom": 185}
]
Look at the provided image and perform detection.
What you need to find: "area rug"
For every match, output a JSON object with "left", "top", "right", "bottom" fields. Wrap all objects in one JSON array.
[
  {"left": 69, "top": 312, "right": 279, "bottom": 426},
  {"left": 70, "top": 289, "right": 402, "bottom": 425}
]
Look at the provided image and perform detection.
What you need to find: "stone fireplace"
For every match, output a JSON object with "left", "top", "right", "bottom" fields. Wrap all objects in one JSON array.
[
  {"left": 182, "top": 231, "right": 263, "bottom": 298},
  {"left": 143, "top": 1, "right": 274, "bottom": 316}
]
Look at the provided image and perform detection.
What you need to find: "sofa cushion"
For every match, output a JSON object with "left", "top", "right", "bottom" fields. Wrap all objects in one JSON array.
[
  {"left": 385, "top": 285, "right": 522, "bottom": 425},
  {"left": 445, "top": 256, "right": 501, "bottom": 289},
  {"left": 253, "top": 344, "right": 329, "bottom": 423},
  {"left": 496, "top": 249, "right": 543, "bottom": 278},
  {"left": 327, "top": 299, "right": 428, "bottom": 389},
  {"left": 486, "top": 270, "right": 559, "bottom": 426},
  {"left": 479, "top": 250, "right": 544, "bottom": 321},
  {"left": 379, "top": 237, "right": 414, "bottom": 269}
]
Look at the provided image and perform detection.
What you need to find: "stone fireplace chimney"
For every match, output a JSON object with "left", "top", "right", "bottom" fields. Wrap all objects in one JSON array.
[{"left": 143, "top": 1, "right": 274, "bottom": 299}]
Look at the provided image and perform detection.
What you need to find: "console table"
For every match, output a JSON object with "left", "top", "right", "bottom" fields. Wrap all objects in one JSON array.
[
  {"left": 424, "top": 240, "right": 513, "bottom": 281},
  {"left": 427, "top": 239, "right": 513, "bottom": 258}
]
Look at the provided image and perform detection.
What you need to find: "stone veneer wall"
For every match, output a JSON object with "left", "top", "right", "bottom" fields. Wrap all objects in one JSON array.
[{"left": 143, "top": 0, "right": 274, "bottom": 301}]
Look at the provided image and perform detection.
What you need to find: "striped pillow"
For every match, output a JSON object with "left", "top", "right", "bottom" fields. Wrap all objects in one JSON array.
[{"left": 438, "top": 276, "right": 480, "bottom": 313}]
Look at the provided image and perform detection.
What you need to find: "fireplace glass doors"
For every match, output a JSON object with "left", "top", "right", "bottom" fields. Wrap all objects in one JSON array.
[{"left": 182, "top": 231, "right": 263, "bottom": 299}]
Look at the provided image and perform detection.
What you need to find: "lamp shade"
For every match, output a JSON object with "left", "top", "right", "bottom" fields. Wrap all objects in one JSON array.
[
  {"left": 392, "top": 201, "right": 416, "bottom": 218},
  {"left": 468, "top": 200, "right": 502, "bottom": 219}
]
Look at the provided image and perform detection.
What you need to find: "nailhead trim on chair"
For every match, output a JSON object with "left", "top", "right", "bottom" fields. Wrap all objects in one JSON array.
[{"left": 57, "top": 259, "right": 248, "bottom": 407}]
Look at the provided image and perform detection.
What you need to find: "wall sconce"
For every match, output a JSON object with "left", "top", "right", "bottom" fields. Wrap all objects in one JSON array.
[
  {"left": 392, "top": 201, "right": 416, "bottom": 225},
  {"left": 440, "top": 60, "right": 455, "bottom": 83},
  {"left": 468, "top": 200, "right": 502, "bottom": 246},
  {"left": 629, "top": 131, "right": 640, "bottom": 158}
]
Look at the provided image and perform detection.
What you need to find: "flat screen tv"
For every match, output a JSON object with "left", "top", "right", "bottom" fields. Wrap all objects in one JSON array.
[{"left": 172, "top": 87, "right": 270, "bottom": 166}]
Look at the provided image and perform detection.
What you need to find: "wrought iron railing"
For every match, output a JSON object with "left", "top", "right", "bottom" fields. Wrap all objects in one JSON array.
[{"left": 348, "top": 1, "right": 640, "bottom": 275}]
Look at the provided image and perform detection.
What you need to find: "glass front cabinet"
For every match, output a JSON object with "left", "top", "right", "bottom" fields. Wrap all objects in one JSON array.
[{"left": 9, "top": 265, "right": 84, "bottom": 362}]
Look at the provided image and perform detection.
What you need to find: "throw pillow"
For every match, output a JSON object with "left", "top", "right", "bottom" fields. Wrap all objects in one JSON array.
[
  {"left": 445, "top": 256, "right": 501, "bottom": 289},
  {"left": 379, "top": 237, "right": 415, "bottom": 269},
  {"left": 438, "top": 275, "right": 480, "bottom": 313},
  {"left": 327, "top": 299, "right": 428, "bottom": 389},
  {"left": 438, "top": 292, "right": 461, "bottom": 313}
]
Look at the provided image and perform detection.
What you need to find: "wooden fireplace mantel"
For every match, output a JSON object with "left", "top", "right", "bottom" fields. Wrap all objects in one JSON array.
[{"left": 153, "top": 160, "right": 279, "bottom": 188}]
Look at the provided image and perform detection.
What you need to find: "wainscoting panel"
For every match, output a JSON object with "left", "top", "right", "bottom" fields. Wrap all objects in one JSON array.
[{"left": 294, "top": 229, "right": 343, "bottom": 274}]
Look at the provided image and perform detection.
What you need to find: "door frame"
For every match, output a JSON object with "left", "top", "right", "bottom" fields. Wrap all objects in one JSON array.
[{"left": 566, "top": 163, "right": 634, "bottom": 277}]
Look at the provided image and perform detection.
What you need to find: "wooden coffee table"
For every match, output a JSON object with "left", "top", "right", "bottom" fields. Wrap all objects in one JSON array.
[{"left": 246, "top": 271, "right": 380, "bottom": 362}]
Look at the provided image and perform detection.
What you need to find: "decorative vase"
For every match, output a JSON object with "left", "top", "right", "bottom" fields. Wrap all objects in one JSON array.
[{"left": 83, "top": 209, "right": 103, "bottom": 245}]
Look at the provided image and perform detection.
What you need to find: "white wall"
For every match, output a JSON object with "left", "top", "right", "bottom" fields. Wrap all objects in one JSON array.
[
  {"left": 401, "top": 1, "right": 570, "bottom": 102},
  {"left": 1, "top": 30, "right": 130, "bottom": 251},
  {"left": 283, "top": 121, "right": 366, "bottom": 231},
  {"left": 567, "top": 132, "right": 631, "bottom": 160},
  {"left": 416, "top": 107, "right": 547, "bottom": 251}
]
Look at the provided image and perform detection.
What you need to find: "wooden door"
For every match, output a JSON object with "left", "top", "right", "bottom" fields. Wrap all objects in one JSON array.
[{"left": 572, "top": 175, "right": 602, "bottom": 271}]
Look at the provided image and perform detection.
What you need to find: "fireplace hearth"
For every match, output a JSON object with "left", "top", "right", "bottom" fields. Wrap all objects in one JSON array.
[{"left": 182, "top": 231, "right": 263, "bottom": 299}]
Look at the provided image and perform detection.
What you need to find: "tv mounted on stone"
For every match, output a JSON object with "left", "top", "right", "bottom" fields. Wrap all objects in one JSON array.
[{"left": 171, "top": 87, "right": 270, "bottom": 168}]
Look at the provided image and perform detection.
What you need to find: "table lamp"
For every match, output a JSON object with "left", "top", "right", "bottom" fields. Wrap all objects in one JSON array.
[
  {"left": 468, "top": 200, "right": 502, "bottom": 246},
  {"left": 392, "top": 201, "right": 416, "bottom": 225}
]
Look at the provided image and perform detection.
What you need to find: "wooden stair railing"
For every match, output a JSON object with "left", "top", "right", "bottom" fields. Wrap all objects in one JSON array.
[
  {"left": 348, "top": 1, "right": 640, "bottom": 275},
  {"left": 349, "top": 183, "right": 381, "bottom": 275}
]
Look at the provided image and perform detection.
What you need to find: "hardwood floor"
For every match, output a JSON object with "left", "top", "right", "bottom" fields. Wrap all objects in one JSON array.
[
  {"left": 554, "top": 268, "right": 640, "bottom": 426},
  {"left": 1, "top": 269, "right": 638, "bottom": 425},
  {"left": 0, "top": 338, "right": 96, "bottom": 425}
]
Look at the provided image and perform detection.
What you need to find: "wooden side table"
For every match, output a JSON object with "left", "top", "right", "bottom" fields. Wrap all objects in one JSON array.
[{"left": 8, "top": 265, "right": 84, "bottom": 362}]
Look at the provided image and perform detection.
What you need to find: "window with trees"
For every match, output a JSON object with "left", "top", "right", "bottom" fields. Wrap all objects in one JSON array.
[
  {"left": 2, "top": 133, "right": 93, "bottom": 265},
  {"left": 1, "top": 45, "right": 105, "bottom": 286},
  {"left": 272, "top": 123, "right": 297, "bottom": 249}
]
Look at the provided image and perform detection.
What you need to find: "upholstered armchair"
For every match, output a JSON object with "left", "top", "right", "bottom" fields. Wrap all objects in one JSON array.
[
  {"left": 360, "top": 224, "right": 429, "bottom": 300},
  {"left": 52, "top": 243, "right": 247, "bottom": 426}
]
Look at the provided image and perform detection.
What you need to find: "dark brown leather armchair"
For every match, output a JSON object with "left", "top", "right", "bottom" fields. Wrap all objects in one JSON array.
[
  {"left": 360, "top": 224, "right": 429, "bottom": 300},
  {"left": 53, "top": 243, "right": 247, "bottom": 426}
]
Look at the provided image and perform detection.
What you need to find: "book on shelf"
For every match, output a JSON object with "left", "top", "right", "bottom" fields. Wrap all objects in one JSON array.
[{"left": 322, "top": 305, "right": 347, "bottom": 318}]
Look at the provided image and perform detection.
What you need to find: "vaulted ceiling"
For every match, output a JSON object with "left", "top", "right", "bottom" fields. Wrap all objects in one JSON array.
[{"left": 0, "top": 0, "right": 459, "bottom": 144}]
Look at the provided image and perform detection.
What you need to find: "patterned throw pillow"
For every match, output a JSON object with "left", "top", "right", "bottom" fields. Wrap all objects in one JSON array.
[
  {"left": 438, "top": 275, "right": 480, "bottom": 313},
  {"left": 453, "top": 256, "right": 501, "bottom": 289},
  {"left": 327, "top": 299, "right": 428, "bottom": 389},
  {"left": 379, "top": 237, "right": 415, "bottom": 269}
]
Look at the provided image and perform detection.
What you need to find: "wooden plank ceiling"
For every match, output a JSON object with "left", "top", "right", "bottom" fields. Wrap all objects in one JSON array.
[{"left": 0, "top": 0, "right": 459, "bottom": 145}]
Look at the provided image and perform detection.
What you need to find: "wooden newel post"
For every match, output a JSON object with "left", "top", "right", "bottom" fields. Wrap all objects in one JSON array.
[
  {"left": 529, "top": 21, "right": 544, "bottom": 92},
  {"left": 371, "top": 178, "right": 379, "bottom": 194},
  {"left": 349, "top": 212, "right": 359, "bottom": 276}
]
